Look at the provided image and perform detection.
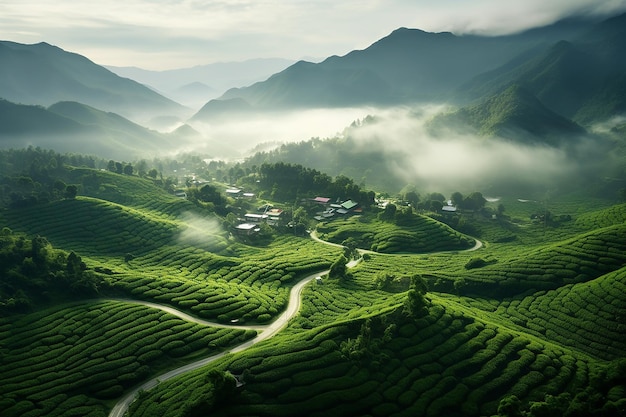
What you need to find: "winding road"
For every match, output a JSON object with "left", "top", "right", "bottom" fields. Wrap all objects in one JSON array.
[
  {"left": 109, "top": 229, "right": 482, "bottom": 417},
  {"left": 108, "top": 269, "right": 328, "bottom": 417}
]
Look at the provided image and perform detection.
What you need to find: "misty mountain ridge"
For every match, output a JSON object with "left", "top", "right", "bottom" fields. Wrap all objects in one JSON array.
[
  {"left": 458, "top": 12, "right": 626, "bottom": 125},
  {"left": 0, "top": 40, "right": 188, "bottom": 124},
  {"left": 429, "top": 84, "right": 587, "bottom": 146},
  {"left": 213, "top": 12, "right": 625, "bottom": 132},
  {"left": 0, "top": 99, "right": 188, "bottom": 160},
  {"left": 106, "top": 58, "right": 296, "bottom": 109}
]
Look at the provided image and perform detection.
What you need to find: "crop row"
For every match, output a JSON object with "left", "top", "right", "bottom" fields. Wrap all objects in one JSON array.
[
  {"left": 575, "top": 202, "right": 626, "bottom": 230},
  {"left": 459, "top": 223, "right": 626, "bottom": 296},
  {"left": 128, "top": 300, "right": 598, "bottom": 417},
  {"left": 317, "top": 215, "right": 474, "bottom": 254},
  {"left": 3, "top": 197, "right": 181, "bottom": 257},
  {"left": 105, "top": 236, "right": 338, "bottom": 322},
  {"left": 494, "top": 266, "right": 626, "bottom": 360},
  {"left": 296, "top": 274, "right": 406, "bottom": 328},
  {"left": 0, "top": 300, "right": 254, "bottom": 417}
]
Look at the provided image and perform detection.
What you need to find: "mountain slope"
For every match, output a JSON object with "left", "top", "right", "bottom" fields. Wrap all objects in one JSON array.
[
  {"left": 218, "top": 17, "right": 598, "bottom": 109},
  {"left": 0, "top": 99, "right": 183, "bottom": 159},
  {"left": 458, "top": 12, "right": 626, "bottom": 125},
  {"left": 107, "top": 58, "right": 295, "bottom": 108},
  {"left": 0, "top": 41, "right": 187, "bottom": 122},
  {"left": 429, "top": 85, "right": 586, "bottom": 145},
  {"left": 0, "top": 99, "right": 85, "bottom": 136}
]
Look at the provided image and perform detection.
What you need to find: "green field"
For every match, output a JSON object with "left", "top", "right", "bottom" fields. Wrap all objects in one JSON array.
[{"left": 1, "top": 166, "right": 625, "bottom": 417}]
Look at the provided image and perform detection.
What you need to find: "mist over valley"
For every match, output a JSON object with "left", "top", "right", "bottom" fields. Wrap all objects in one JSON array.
[{"left": 1, "top": 5, "right": 626, "bottom": 417}]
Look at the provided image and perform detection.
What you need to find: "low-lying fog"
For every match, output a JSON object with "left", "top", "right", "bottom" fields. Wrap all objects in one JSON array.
[{"left": 182, "top": 104, "right": 613, "bottom": 195}]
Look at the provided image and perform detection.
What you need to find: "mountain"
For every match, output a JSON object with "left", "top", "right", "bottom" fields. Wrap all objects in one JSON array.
[
  {"left": 429, "top": 84, "right": 586, "bottom": 145},
  {"left": 106, "top": 58, "right": 295, "bottom": 108},
  {"left": 218, "top": 16, "right": 598, "bottom": 109},
  {"left": 0, "top": 41, "right": 188, "bottom": 123},
  {"left": 190, "top": 97, "right": 255, "bottom": 123},
  {"left": 0, "top": 99, "right": 183, "bottom": 159},
  {"left": 457, "top": 13, "right": 626, "bottom": 125},
  {"left": 0, "top": 98, "right": 84, "bottom": 136}
]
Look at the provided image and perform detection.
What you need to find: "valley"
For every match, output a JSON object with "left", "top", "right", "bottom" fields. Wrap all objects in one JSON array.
[{"left": 1, "top": 7, "right": 626, "bottom": 417}]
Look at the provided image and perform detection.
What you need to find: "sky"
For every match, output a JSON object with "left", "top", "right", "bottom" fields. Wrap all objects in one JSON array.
[{"left": 2, "top": 0, "right": 626, "bottom": 70}]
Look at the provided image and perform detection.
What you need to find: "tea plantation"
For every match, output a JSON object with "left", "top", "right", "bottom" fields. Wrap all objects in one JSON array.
[{"left": 1, "top": 165, "right": 625, "bottom": 417}]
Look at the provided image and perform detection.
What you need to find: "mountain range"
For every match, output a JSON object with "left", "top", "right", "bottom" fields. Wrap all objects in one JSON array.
[
  {"left": 1, "top": 12, "right": 625, "bottom": 160},
  {"left": 213, "top": 13, "right": 625, "bottom": 131},
  {"left": 106, "top": 58, "right": 296, "bottom": 109},
  {"left": 0, "top": 41, "right": 188, "bottom": 124}
]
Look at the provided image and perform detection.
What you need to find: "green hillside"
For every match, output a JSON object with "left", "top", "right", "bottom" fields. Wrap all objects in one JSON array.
[
  {"left": 1, "top": 155, "right": 625, "bottom": 417},
  {"left": 316, "top": 213, "right": 475, "bottom": 254},
  {"left": 429, "top": 84, "right": 586, "bottom": 145},
  {"left": 0, "top": 41, "right": 186, "bottom": 121}
]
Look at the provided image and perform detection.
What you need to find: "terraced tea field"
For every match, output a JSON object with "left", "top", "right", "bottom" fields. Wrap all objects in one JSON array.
[
  {"left": 316, "top": 214, "right": 475, "bottom": 253},
  {"left": 1, "top": 168, "right": 625, "bottom": 417},
  {"left": 0, "top": 301, "right": 254, "bottom": 417}
]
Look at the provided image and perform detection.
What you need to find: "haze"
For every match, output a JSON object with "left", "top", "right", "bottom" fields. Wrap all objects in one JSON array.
[{"left": 2, "top": 0, "right": 625, "bottom": 69}]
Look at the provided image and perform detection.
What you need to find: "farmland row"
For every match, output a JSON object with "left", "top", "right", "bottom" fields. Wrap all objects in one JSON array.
[
  {"left": 457, "top": 223, "right": 626, "bottom": 297},
  {"left": 494, "top": 266, "right": 626, "bottom": 360},
  {"left": 128, "top": 299, "right": 597, "bottom": 417},
  {"left": 0, "top": 300, "right": 254, "bottom": 417},
  {"left": 316, "top": 215, "right": 474, "bottom": 254}
]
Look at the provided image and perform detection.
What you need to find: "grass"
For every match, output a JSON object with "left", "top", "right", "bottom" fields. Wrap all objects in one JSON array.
[
  {"left": 316, "top": 213, "right": 475, "bottom": 253},
  {"left": 0, "top": 300, "right": 254, "bottom": 417},
  {"left": 1, "top": 165, "right": 625, "bottom": 417}
]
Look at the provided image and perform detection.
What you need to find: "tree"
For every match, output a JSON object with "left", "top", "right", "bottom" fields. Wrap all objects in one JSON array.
[
  {"left": 404, "top": 274, "right": 429, "bottom": 318},
  {"left": 378, "top": 203, "right": 396, "bottom": 221},
  {"left": 463, "top": 192, "right": 487, "bottom": 211},
  {"left": 451, "top": 191, "right": 464, "bottom": 206},
  {"left": 148, "top": 168, "right": 158, "bottom": 179},
  {"left": 123, "top": 163, "right": 134, "bottom": 175},
  {"left": 329, "top": 255, "right": 349, "bottom": 279},
  {"left": 64, "top": 185, "right": 78, "bottom": 199}
]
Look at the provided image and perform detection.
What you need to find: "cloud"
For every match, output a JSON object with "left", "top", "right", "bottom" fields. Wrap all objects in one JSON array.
[
  {"left": 176, "top": 211, "right": 227, "bottom": 250},
  {"left": 344, "top": 106, "right": 579, "bottom": 194},
  {"left": 186, "top": 107, "right": 373, "bottom": 159},
  {"left": 2, "top": 0, "right": 625, "bottom": 69}
]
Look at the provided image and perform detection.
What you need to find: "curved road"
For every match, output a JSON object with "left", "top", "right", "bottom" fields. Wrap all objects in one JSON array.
[
  {"left": 108, "top": 269, "right": 328, "bottom": 417},
  {"left": 110, "top": 228, "right": 482, "bottom": 417}
]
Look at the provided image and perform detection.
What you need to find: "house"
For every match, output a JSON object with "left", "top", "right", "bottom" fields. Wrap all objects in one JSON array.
[
  {"left": 225, "top": 188, "right": 242, "bottom": 198},
  {"left": 243, "top": 192, "right": 256, "bottom": 200},
  {"left": 442, "top": 205, "right": 457, "bottom": 213},
  {"left": 336, "top": 199, "right": 359, "bottom": 215},
  {"left": 235, "top": 223, "right": 260, "bottom": 236},
  {"left": 312, "top": 196, "right": 331, "bottom": 205},
  {"left": 266, "top": 208, "right": 284, "bottom": 226},
  {"left": 244, "top": 213, "right": 268, "bottom": 223}
]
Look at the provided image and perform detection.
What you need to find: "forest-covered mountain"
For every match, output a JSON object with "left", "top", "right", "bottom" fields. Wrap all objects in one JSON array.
[
  {"left": 0, "top": 41, "right": 187, "bottom": 122},
  {"left": 215, "top": 14, "right": 618, "bottom": 114},
  {"left": 0, "top": 99, "right": 184, "bottom": 159},
  {"left": 457, "top": 12, "right": 626, "bottom": 125},
  {"left": 107, "top": 58, "right": 295, "bottom": 108},
  {"left": 427, "top": 84, "right": 587, "bottom": 145}
]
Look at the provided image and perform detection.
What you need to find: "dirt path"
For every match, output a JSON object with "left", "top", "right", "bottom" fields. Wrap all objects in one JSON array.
[
  {"left": 107, "top": 269, "right": 327, "bottom": 417},
  {"left": 109, "top": 228, "right": 482, "bottom": 417}
]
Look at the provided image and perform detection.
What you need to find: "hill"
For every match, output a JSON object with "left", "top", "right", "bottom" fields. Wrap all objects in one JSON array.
[
  {"left": 0, "top": 99, "right": 188, "bottom": 159},
  {"left": 458, "top": 13, "right": 626, "bottom": 125},
  {"left": 0, "top": 155, "right": 625, "bottom": 416},
  {"left": 217, "top": 16, "right": 600, "bottom": 110},
  {"left": 428, "top": 84, "right": 587, "bottom": 145},
  {"left": 0, "top": 41, "right": 187, "bottom": 123},
  {"left": 107, "top": 58, "right": 295, "bottom": 108}
]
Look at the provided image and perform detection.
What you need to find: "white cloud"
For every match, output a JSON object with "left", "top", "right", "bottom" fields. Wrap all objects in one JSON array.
[{"left": 1, "top": 0, "right": 625, "bottom": 69}]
